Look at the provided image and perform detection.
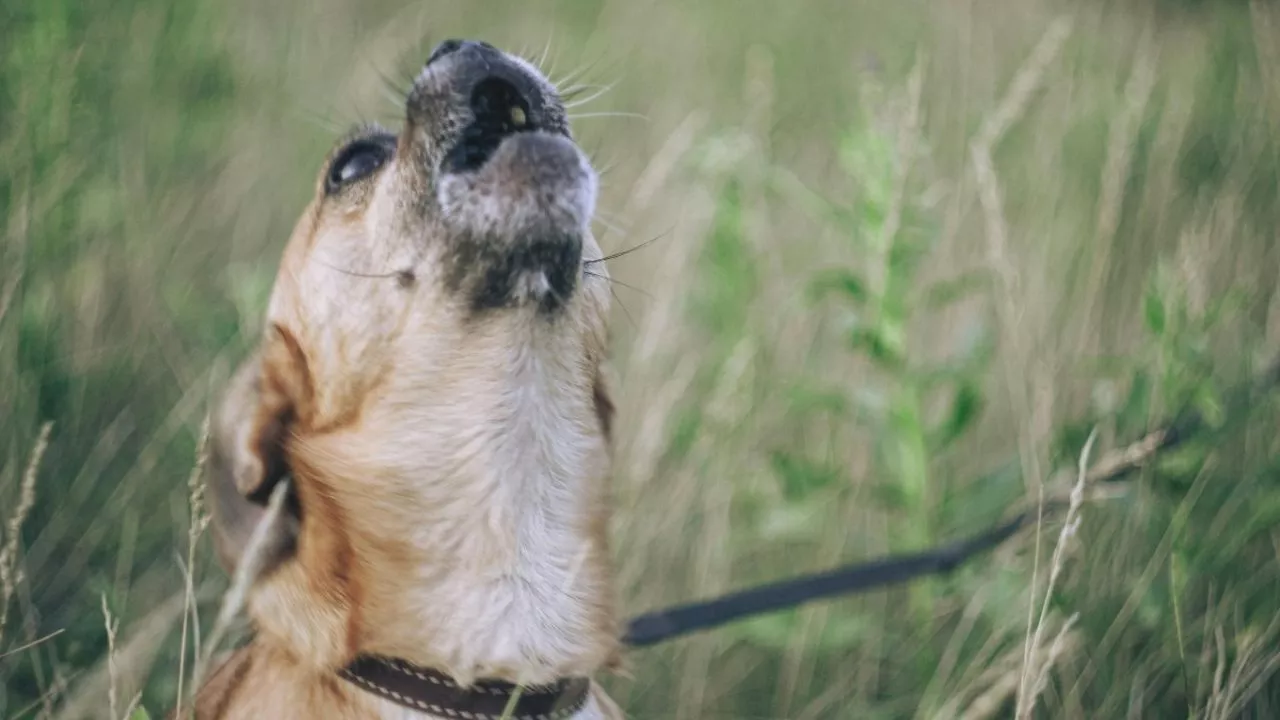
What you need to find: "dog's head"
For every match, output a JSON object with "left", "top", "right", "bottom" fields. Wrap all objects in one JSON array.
[{"left": 206, "top": 40, "right": 617, "bottom": 675}]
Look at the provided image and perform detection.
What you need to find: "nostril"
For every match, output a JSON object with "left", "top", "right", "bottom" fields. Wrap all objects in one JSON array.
[
  {"left": 426, "top": 38, "right": 465, "bottom": 66},
  {"left": 470, "top": 77, "right": 532, "bottom": 131}
]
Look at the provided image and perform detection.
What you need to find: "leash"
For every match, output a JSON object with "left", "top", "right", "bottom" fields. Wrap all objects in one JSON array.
[
  {"left": 621, "top": 356, "right": 1280, "bottom": 649},
  {"left": 623, "top": 510, "right": 1031, "bottom": 647}
]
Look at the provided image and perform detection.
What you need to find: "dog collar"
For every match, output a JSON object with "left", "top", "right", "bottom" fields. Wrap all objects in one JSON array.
[{"left": 339, "top": 654, "right": 592, "bottom": 719}]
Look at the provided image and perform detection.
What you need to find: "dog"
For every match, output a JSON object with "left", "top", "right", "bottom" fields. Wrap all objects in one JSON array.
[{"left": 191, "top": 39, "right": 625, "bottom": 719}]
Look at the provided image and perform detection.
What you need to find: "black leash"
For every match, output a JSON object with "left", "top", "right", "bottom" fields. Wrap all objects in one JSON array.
[
  {"left": 621, "top": 356, "right": 1280, "bottom": 649},
  {"left": 623, "top": 511, "right": 1030, "bottom": 647}
]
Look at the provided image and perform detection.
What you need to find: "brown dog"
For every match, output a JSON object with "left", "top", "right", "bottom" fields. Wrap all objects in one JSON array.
[{"left": 192, "top": 39, "right": 624, "bottom": 719}]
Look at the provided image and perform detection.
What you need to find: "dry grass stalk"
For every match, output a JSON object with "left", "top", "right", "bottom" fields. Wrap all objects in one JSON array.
[
  {"left": 192, "top": 477, "right": 293, "bottom": 696},
  {"left": 958, "top": 619, "right": 1079, "bottom": 720},
  {"left": 969, "top": 13, "right": 1075, "bottom": 348},
  {"left": 54, "top": 588, "right": 193, "bottom": 720},
  {"left": 967, "top": 16, "right": 1075, "bottom": 719},
  {"left": 0, "top": 628, "right": 64, "bottom": 661},
  {"left": 1203, "top": 616, "right": 1280, "bottom": 719},
  {"left": 1064, "top": 458, "right": 1216, "bottom": 703},
  {"left": 0, "top": 421, "right": 52, "bottom": 648},
  {"left": 120, "top": 692, "right": 142, "bottom": 720},
  {"left": 101, "top": 594, "right": 120, "bottom": 720},
  {"left": 174, "top": 417, "right": 211, "bottom": 720},
  {"left": 1016, "top": 428, "right": 1096, "bottom": 717}
]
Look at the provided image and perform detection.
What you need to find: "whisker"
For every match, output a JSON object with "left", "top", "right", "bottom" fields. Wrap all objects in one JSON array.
[
  {"left": 299, "top": 110, "right": 349, "bottom": 136},
  {"left": 585, "top": 270, "right": 654, "bottom": 299},
  {"left": 592, "top": 215, "right": 626, "bottom": 237},
  {"left": 544, "top": 47, "right": 567, "bottom": 86},
  {"left": 561, "top": 54, "right": 629, "bottom": 97},
  {"left": 562, "top": 84, "right": 616, "bottom": 108},
  {"left": 537, "top": 31, "right": 555, "bottom": 70},
  {"left": 550, "top": 56, "right": 603, "bottom": 91},
  {"left": 607, "top": 286, "right": 638, "bottom": 331},
  {"left": 374, "top": 66, "right": 413, "bottom": 99},
  {"left": 319, "top": 259, "right": 411, "bottom": 282},
  {"left": 584, "top": 144, "right": 620, "bottom": 179},
  {"left": 585, "top": 232, "right": 668, "bottom": 265},
  {"left": 568, "top": 111, "right": 651, "bottom": 124},
  {"left": 377, "top": 84, "right": 406, "bottom": 111}
]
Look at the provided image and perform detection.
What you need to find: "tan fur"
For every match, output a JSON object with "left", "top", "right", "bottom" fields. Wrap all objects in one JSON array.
[{"left": 192, "top": 41, "right": 624, "bottom": 719}]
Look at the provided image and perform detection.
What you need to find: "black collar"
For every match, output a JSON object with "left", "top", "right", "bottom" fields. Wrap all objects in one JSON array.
[{"left": 339, "top": 655, "right": 591, "bottom": 719}]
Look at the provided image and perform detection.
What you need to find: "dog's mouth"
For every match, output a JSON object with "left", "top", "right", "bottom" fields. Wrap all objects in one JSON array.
[{"left": 441, "top": 76, "right": 543, "bottom": 175}]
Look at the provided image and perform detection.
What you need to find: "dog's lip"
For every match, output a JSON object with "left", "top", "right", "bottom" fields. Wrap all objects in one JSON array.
[
  {"left": 437, "top": 130, "right": 594, "bottom": 224},
  {"left": 440, "top": 120, "right": 573, "bottom": 178},
  {"left": 439, "top": 126, "right": 530, "bottom": 177}
]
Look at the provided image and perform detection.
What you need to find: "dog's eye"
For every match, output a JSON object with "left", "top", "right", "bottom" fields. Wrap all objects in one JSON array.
[{"left": 326, "top": 141, "right": 390, "bottom": 193}]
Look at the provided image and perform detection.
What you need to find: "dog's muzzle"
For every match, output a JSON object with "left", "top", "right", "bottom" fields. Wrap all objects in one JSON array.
[{"left": 414, "top": 39, "right": 596, "bottom": 313}]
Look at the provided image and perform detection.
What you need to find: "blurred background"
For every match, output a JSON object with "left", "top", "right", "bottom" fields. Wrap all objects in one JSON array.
[{"left": 2, "top": 0, "right": 1279, "bottom": 717}]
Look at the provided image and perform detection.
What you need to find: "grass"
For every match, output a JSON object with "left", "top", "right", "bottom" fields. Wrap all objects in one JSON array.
[{"left": 3, "top": 0, "right": 1280, "bottom": 717}]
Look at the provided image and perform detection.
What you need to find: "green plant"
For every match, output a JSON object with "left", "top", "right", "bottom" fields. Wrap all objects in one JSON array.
[{"left": 775, "top": 68, "right": 994, "bottom": 628}]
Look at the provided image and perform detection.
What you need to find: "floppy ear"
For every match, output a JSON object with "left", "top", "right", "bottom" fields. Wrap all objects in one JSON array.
[{"left": 207, "top": 325, "right": 312, "bottom": 575}]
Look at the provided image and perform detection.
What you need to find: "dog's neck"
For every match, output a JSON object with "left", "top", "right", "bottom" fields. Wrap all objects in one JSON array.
[{"left": 247, "top": 315, "right": 618, "bottom": 696}]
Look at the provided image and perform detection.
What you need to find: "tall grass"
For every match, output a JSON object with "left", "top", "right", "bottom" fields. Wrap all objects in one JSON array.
[{"left": 2, "top": 0, "right": 1279, "bottom": 717}]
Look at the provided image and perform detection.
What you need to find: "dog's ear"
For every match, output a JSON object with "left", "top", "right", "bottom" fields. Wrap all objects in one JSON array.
[{"left": 207, "top": 325, "right": 312, "bottom": 575}]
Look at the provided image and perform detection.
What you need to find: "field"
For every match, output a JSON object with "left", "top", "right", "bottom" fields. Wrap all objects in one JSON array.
[{"left": 3, "top": 0, "right": 1280, "bottom": 717}]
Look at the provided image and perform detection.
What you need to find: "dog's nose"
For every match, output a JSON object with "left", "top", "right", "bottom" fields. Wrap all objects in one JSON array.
[
  {"left": 463, "top": 44, "right": 539, "bottom": 115},
  {"left": 426, "top": 39, "right": 496, "bottom": 67},
  {"left": 426, "top": 39, "right": 542, "bottom": 117}
]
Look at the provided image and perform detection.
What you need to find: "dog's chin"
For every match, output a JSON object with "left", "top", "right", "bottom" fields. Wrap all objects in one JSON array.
[{"left": 437, "top": 132, "right": 595, "bottom": 312}]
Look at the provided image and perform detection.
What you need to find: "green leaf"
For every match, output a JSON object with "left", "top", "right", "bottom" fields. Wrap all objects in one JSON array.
[
  {"left": 1144, "top": 286, "right": 1167, "bottom": 337},
  {"left": 808, "top": 269, "right": 870, "bottom": 305},
  {"left": 769, "top": 450, "right": 842, "bottom": 501},
  {"left": 848, "top": 327, "right": 905, "bottom": 371},
  {"left": 129, "top": 707, "right": 153, "bottom": 720},
  {"left": 1155, "top": 443, "right": 1207, "bottom": 484},
  {"left": 887, "top": 241, "right": 926, "bottom": 282},
  {"left": 930, "top": 380, "right": 984, "bottom": 450}
]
